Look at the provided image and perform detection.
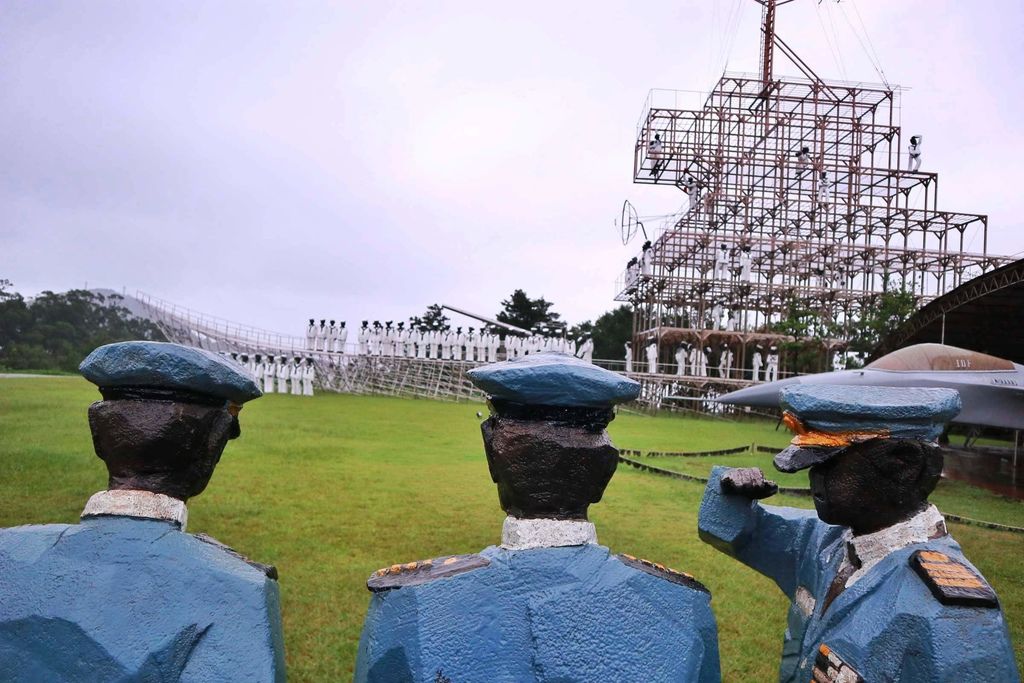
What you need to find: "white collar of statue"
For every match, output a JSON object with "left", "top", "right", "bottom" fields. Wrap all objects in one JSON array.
[
  {"left": 81, "top": 489, "right": 188, "bottom": 531},
  {"left": 501, "top": 516, "right": 597, "bottom": 550},
  {"left": 842, "top": 504, "right": 946, "bottom": 587}
]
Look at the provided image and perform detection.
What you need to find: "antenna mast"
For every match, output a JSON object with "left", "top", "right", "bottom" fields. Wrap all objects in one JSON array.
[{"left": 757, "top": 0, "right": 796, "bottom": 87}]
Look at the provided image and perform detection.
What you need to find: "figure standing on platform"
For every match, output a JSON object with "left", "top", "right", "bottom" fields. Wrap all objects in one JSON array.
[
  {"left": 817, "top": 171, "right": 832, "bottom": 206},
  {"left": 641, "top": 241, "right": 654, "bottom": 278},
  {"left": 751, "top": 345, "right": 763, "bottom": 382},
  {"left": 675, "top": 344, "right": 687, "bottom": 376},
  {"left": 252, "top": 354, "right": 264, "bottom": 392},
  {"left": 699, "top": 346, "right": 711, "bottom": 377},
  {"left": 358, "top": 321, "right": 370, "bottom": 356},
  {"left": 306, "top": 318, "right": 317, "bottom": 350},
  {"left": 263, "top": 355, "right": 278, "bottom": 393},
  {"left": 794, "top": 145, "right": 812, "bottom": 178},
  {"left": 0, "top": 342, "right": 285, "bottom": 682},
  {"left": 718, "top": 344, "right": 733, "bottom": 379},
  {"left": 276, "top": 355, "right": 290, "bottom": 393},
  {"left": 337, "top": 321, "right": 348, "bottom": 355},
  {"left": 739, "top": 245, "right": 753, "bottom": 282},
  {"left": 648, "top": 132, "right": 664, "bottom": 177},
  {"left": 832, "top": 351, "right": 845, "bottom": 373},
  {"left": 290, "top": 358, "right": 303, "bottom": 395},
  {"left": 302, "top": 358, "right": 315, "bottom": 396},
  {"left": 315, "top": 320, "right": 327, "bottom": 352},
  {"left": 624, "top": 341, "right": 633, "bottom": 373},
  {"left": 646, "top": 339, "right": 659, "bottom": 374},
  {"left": 455, "top": 327, "right": 467, "bottom": 361},
  {"left": 711, "top": 301, "right": 723, "bottom": 330},
  {"left": 688, "top": 344, "right": 701, "bottom": 377},
  {"left": 698, "top": 386, "right": 1019, "bottom": 683},
  {"left": 908, "top": 134, "right": 923, "bottom": 172},
  {"left": 765, "top": 346, "right": 779, "bottom": 382},
  {"left": 726, "top": 310, "right": 737, "bottom": 332},
  {"left": 577, "top": 336, "right": 594, "bottom": 363},
  {"left": 683, "top": 174, "right": 700, "bottom": 211},
  {"left": 714, "top": 244, "right": 731, "bottom": 280}
]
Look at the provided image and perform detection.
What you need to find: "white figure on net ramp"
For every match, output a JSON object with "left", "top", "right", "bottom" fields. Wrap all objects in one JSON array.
[
  {"left": 718, "top": 344, "right": 733, "bottom": 379},
  {"left": 794, "top": 145, "right": 812, "bottom": 178},
  {"left": 765, "top": 346, "right": 780, "bottom": 382},
  {"left": 624, "top": 341, "right": 633, "bottom": 373},
  {"left": 290, "top": 358, "right": 303, "bottom": 396},
  {"left": 315, "top": 320, "right": 327, "bottom": 352},
  {"left": 817, "top": 170, "right": 832, "bottom": 206},
  {"left": 358, "top": 322, "right": 370, "bottom": 356},
  {"left": 739, "top": 246, "right": 753, "bottom": 282},
  {"left": 576, "top": 337, "right": 594, "bottom": 363},
  {"left": 908, "top": 134, "right": 923, "bottom": 172},
  {"left": 674, "top": 344, "right": 687, "bottom": 377},
  {"left": 714, "top": 244, "right": 731, "bottom": 280},
  {"left": 326, "top": 321, "right": 338, "bottom": 355},
  {"left": 750, "top": 345, "right": 764, "bottom": 383},
  {"left": 337, "top": 321, "right": 348, "bottom": 354},
  {"left": 683, "top": 174, "right": 700, "bottom": 212},
  {"left": 646, "top": 340, "right": 658, "bottom": 374},
  {"left": 306, "top": 319, "right": 317, "bottom": 350},
  {"left": 302, "top": 359, "right": 315, "bottom": 396},
  {"left": 647, "top": 132, "right": 664, "bottom": 177},
  {"left": 274, "top": 356, "right": 290, "bottom": 394}
]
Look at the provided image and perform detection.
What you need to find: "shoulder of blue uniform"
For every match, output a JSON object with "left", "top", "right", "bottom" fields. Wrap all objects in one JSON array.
[
  {"left": 193, "top": 533, "right": 279, "bottom": 580},
  {"left": 616, "top": 553, "right": 709, "bottom": 594},
  {"left": 908, "top": 548, "right": 998, "bottom": 608},
  {"left": 366, "top": 553, "right": 490, "bottom": 592},
  {"left": 467, "top": 352, "right": 639, "bottom": 407},
  {"left": 79, "top": 341, "right": 261, "bottom": 404},
  {"left": 779, "top": 385, "right": 961, "bottom": 440}
]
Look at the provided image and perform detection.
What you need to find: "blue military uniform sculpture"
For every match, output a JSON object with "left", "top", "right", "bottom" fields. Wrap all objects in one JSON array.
[
  {"left": 699, "top": 385, "right": 1019, "bottom": 682},
  {"left": 356, "top": 353, "right": 720, "bottom": 682},
  {"left": 0, "top": 342, "right": 286, "bottom": 682}
]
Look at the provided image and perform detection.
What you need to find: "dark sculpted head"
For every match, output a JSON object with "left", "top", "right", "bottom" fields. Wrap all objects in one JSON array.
[
  {"left": 808, "top": 438, "right": 943, "bottom": 534},
  {"left": 79, "top": 341, "right": 262, "bottom": 503}
]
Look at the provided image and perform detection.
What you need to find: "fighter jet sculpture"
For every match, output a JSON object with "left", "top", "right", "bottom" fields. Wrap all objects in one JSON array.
[{"left": 718, "top": 343, "right": 1024, "bottom": 430}]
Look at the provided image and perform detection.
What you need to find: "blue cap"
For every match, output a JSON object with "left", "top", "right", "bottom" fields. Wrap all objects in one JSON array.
[
  {"left": 773, "top": 385, "right": 961, "bottom": 473},
  {"left": 79, "top": 341, "right": 262, "bottom": 404},
  {"left": 467, "top": 352, "right": 640, "bottom": 408}
]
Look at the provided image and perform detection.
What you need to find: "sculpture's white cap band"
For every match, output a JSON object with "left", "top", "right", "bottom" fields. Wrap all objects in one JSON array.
[
  {"left": 81, "top": 489, "right": 188, "bottom": 531},
  {"left": 501, "top": 516, "right": 597, "bottom": 550}
]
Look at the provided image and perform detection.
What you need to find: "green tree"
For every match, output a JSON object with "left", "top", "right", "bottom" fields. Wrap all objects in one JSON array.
[
  {"left": 847, "top": 288, "right": 920, "bottom": 355},
  {"left": 410, "top": 303, "right": 450, "bottom": 330},
  {"left": 590, "top": 305, "right": 633, "bottom": 360},
  {"left": 495, "top": 290, "right": 562, "bottom": 332}
]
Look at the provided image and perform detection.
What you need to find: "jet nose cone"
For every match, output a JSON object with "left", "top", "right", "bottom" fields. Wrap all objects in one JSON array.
[{"left": 717, "top": 377, "right": 800, "bottom": 407}]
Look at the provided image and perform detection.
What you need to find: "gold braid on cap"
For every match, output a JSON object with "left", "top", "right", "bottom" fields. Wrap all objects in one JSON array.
[{"left": 781, "top": 411, "right": 888, "bottom": 448}]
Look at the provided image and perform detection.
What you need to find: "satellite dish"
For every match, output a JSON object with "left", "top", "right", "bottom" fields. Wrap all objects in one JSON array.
[{"left": 616, "top": 199, "right": 648, "bottom": 245}]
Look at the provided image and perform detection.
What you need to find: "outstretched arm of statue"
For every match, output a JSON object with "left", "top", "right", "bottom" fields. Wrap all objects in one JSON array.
[{"left": 698, "top": 465, "right": 828, "bottom": 598}]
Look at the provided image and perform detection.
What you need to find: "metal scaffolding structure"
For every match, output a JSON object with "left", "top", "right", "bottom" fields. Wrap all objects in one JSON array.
[{"left": 617, "top": 13, "right": 1007, "bottom": 383}]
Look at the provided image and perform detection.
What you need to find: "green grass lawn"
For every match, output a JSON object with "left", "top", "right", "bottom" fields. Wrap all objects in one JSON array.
[{"left": 1, "top": 377, "right": 1021, "bottom": 680}]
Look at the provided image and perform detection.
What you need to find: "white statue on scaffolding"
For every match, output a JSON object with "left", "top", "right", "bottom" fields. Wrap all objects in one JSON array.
[
  {"left": 765, "top": 346, "right": 780, "bottom": 382},
  {"left": 718, "top": 344, "right": 734, "bottom": 379},
  {"left": 908, "top": 134, "right": 923, "bottom": 172},
  {"left": 725, "top": 310, "right": 737, "bottom": 332},
  {"left": 683, "top": 174, "right": 700, "bottom": 212},
  {"left": 817, "top": 170, "right": 832, "bottom": 206},
  {"left": 688, "top": 344, "right": 702, "bottom": 377},
  {"left": 646, "top": 340, "right": 658, "bottom": 374},
  {"left": 699, "top": 346, "right": 711, "bottom": 377},
  {"left": 714, "top": 243, "right": 731, "bottom": 280},
  {"left": 750, "top": 345, "right": 763, "bottom": 383},
  {"left": 641, "top": 241, "right": 653, "bottom": 278},
  {"left": 306, "top": 319, "right": 317, "bottom": 350},
  {"left": 290, "top": 358, "right": 303, "bottom": 396},
  {"left": 358, "top": 322, "right": 370, "bottom": 356},
  {"left": 794, "top": 145, "right": 812, "bottom": 178},
  {"left": 327, "top": 321, "right": 338, "bottom": 354},
  {"left": 337, "top": 321, "right": 348, "bottom": 355},
  {"left": 739, "top": 246, "right": 753, "bottom": 282},
  {"left": 624, "top": 341, "right": 633, "bottom": 373},
  {"left": 315, "top": 320, "right": 327, "bottom": 352},
  {"left": 577, "top": 337, "right": 594, "bottom": 363},
  {"left": 302, "top": 359, "right": 315, "bottom": 396},
  {"left": 647, "top": 132, "right": 664, "bottom": 177},
  {"left": 674, "top": 344, "right": 687, "bottom": 377},
  {"left": 711, "top": 302, "right": 723, "bottom": 330}
]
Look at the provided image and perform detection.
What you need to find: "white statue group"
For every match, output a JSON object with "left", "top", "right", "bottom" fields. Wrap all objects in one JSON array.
[
  {"left": 225, "top": 352, "right": 316, "bottom": 397},
  {"left": 624, "top": 341, "right": 779, "bottom": 382}
]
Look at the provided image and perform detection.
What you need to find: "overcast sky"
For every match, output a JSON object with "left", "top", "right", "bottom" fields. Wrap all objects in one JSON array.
[{"left": 2, "top": 1, "right": 1021, "bottom": 335}]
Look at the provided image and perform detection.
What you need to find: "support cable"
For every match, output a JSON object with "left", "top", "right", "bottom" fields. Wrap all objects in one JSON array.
[{"left": 838, "top": 0, "right": 889, "bottom": 86}]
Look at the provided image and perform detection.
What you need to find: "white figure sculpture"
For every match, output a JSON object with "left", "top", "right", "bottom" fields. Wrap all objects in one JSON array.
[
  {"left": 577, "top": 337, "right": 594, "bottom": 363},
  {"left": 382, "top": 324, "right": 395, "bottom": 357},
  {"left": 711, "top": 302, "right": 723, "bottom": 330},
  {"left": 725, "top": 311, "right": 737, "bottom": 332},
  {"left": 306, "top": 319, "right": 317, "bottom": 351},
  {"left": 394, "top": 324, "right": 407, "bottom": 358},
  {"left": 739, "top": 247, "right": 753, "bottom": 282},
  {"left": 302, "top": 360, "right": 315, "bottom": 396},
  {"left": 794, "top": 145, "right": 812, "bottom": 178},
  {"left": 908, "top": 134, "right": 923, "bottom": 172},
  {"left": 624, "top": 342, "right": 633, "bottom": 373},
  {"left": 832, "top": 351, "right": 845, "bottom": 373},
  {"left": 250, "top": 355, "right": 263, "bottom": 393},
  {"left": 263, "top": 356, "right": 277, "bottom": 393},
  {"left": 646, "top": 340, "right": 658, "bottom": 374},
  {"left": 641, "top": 241, "right": 654, "bottom": 278},
  {"left": 674, "top": 345, "right": 687, "bottom": 377},
  {"left": 751, "top": 346, "right": 763, "bottom": 382},
  {"left": 765, "top": 346, "right": 780, "bottom": 382},
  {"left": 454, "top": 328, "right": 466, "bottom": 361},
  {"left": 688, "top": 345, "right": 701, "bottom": 377},
  {"left": 714, "top": 244, "right": 730, "bottom": 280},
  {"left": 276, "top": 356, "right": 290, "bottom": 394},
  {"left": 314, "top": 320, "right": 326, "bottom": 352},
  {"left": 699, "top": 347, "right": 711, "bottom": 377},
  {"left": 358, "top": 322, "right": 370, "bottom": 356},
  {"left": 626, "top": 258, "right": 639, "bottom": 285},
  {"left": 647, "top": 132, "right": 664, "bottom": 177},
  {"left": 817, "top": 171, "right": 832, "bottom": 206},
  {"left": 683, "top": 174, "right": 699, "bottom": 211},
  {"left": 718, "top": 344, "right": 733, "bottom": 379},
  {"left": 337, "top": 322, "right": 348, "bottom": 354},
  {"left": 290, "top": 359, "right": 303, "bottom": 396},
  {"left": 327, "top": 321, "right": 338, "bottom": 355}
]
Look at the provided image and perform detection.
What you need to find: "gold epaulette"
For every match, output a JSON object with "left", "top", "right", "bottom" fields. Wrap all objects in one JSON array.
[
  {"left": 909, "top": 550, "right": 998, "bottom": 607},
  {"left": 366, "top": 553, "right": 490, "bottom": 593},
  {"left": 616, "top": 553, "right": 709, "bottom": 593}
]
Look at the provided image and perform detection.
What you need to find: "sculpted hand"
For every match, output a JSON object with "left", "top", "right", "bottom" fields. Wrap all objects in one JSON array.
[{"left": 720, "top": 467, "right": 778, "bottom": 499}]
